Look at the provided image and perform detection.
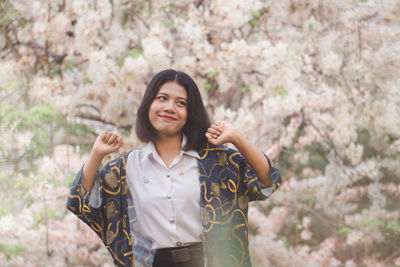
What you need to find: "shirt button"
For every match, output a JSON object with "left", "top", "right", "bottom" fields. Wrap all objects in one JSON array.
[
  {"left": 176, "top": 242, "right": 183, "bottom": 246},
  {"left": 166, "top": 173, "right": 171, "bottom": 178},
  {"left": 167, "top": 193, "right": 172, "bottom": 199},
  {"left": 169, "top": 217, "right": 175, "bottom": 223}
]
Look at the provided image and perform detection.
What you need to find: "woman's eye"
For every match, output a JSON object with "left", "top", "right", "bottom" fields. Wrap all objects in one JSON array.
[
  {"left": 157, "top": 96, "right": 167, "bottom": 101},
  {"left": 177, "top": 101, "right": 186, "bottom": 106}
]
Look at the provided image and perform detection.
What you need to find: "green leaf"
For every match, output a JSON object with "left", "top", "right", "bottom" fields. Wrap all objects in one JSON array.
[
  {"left": 274, "top": 85, "right": 288, "bottom": 98},
  {"left": 249, "top": 19, "right": 258, "bottom": 27},
  {"left": 360, "top": 218, "right": 383, "bottom": 229},
  {"left": 0, "top": 102, "right": 22, "bottom": 126},
  {"left": 205, "top": 83, "right": 212, "bottom": 92},
  {"left": 25, "top": 103, "right": 62, "bottom": 125},
  {"left": 63, "top": 60, "right": 78, "bottom": 70},
  {"left": 0, "top": 244, "right": 25, "bottom": 260},
  {"left": 120, "top": 128, "right": 131, "bottom": 137},
  {"left": 207, "top": 71, "right": 218, "bottom": 79},
  {"left": 306, "top": 143, "right": 329, "bottom": 172},
  {"left": 339, "top": 227, "right": 353, "bottom": 235},
  {"left": 162, "top": 20, "right": 174, "bottom": 28},
  {"left": 0, "top": 174, "right": 12, "bottom": 186},
  {"left": 50, "top": 61, "right": 62, "bottom": 75},
  {"left": 116, "top": 58, "right": 124, "bottom": 67},
  {"left": 122, "top": 22, "right": 131, "bottom": 30},
  {"left": 281, "top": 236, "right": 288, "bottom": 247},
  {"left": 387, "top": 220, "right": 400, "bottom": 232},
  {"left": 252, "top": 10, "right": 261, "bottom": 18},
  {"left": 121, "top": 8, "right": 130, "bottom": 29},
  {"left": 25, "top": 196, "right": 34, "bottom": 207},
  {"left": 241, "top": 86, "right": 250, "bottom": 93},
  {"left": 356, "top": 128, "right": 370, "bottom": 145},
  {"left": 67, "top": 122, "right": 94, "bottom": 138},
  {"left": 83, "top": 77, "right": 92, "bottom": 84},
  {"left": 291, "top": 55, "right": 300, "bottom": 62},
  {"left": 78, "top": 143, "right": 93, "bottom": 155},
  {"left": 141, "top": 8, "right": 150, "bottom": 15},
  {"left": 117, "top": 49, "right": 143, "bottom": 67},
  {"left": 0, "top": 79, "right": 27, "bottom": 91},
  {"left": 0, "top": 12, "right": 19, "bottom": 25},
  {"left": 20, "top": 163, "right": 38, "bottom": 176},
  {"left": 33, "top": 210, "right": 44, "bottom": 225},
  {"left": 0, "top": 202, "right": 13, "bottom": 217},
  {"left": 126, "top": 48, "right": 142, "bottom": 58}
]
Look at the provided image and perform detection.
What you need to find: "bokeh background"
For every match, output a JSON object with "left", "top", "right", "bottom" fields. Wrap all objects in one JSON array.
[{"left": 1, "top": 0, "right": 399, "bottom": 266}]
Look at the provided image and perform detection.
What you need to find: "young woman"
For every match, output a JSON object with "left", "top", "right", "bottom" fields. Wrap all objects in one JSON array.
[{"left": 67, "top": 69, "right": 282, "bottom": 267}]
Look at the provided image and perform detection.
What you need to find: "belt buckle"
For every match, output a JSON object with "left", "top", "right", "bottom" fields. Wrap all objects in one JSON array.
[{"left": 170, "top": 247, "right": 190, "bottom": 263}]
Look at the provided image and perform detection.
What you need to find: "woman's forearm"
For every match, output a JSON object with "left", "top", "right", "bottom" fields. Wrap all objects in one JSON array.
[
  {"left": 231, "top": 132, "right": 272, "bottom": 188},
  {"left": 82, "top": 150, "right": 104, "bottom": 193}
]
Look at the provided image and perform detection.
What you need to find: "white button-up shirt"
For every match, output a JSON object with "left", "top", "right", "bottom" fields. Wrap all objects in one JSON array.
[{"left": 125, "top": 136, "right": 202, "bottom": 249}]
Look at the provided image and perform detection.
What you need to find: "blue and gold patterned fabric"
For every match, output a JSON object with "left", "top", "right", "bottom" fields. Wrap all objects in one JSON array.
[{"left": 67, "top": 144, "right": 282, "bottom": 267}]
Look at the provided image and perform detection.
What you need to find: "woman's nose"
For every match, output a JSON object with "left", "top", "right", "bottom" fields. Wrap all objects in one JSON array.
[{"left": 163, "top": 100, "right": 175, "bottom": 112}]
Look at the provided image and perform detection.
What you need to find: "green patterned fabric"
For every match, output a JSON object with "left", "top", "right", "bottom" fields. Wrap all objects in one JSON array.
[{"left": 67, "top": 144, "right": 282, "bottom": 267}]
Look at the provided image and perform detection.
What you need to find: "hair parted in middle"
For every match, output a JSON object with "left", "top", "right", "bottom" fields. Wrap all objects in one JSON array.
[{"left": 135, "top": 69, "right": 211, "bottom": 152}]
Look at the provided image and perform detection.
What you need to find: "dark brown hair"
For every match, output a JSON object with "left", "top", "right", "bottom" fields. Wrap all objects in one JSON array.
[{"left": 135, "top": 69, "right": 210, "bottom": 151}]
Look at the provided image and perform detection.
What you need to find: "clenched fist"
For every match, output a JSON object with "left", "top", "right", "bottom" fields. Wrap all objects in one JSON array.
[{"left": 92, "top": 132, "right": 124, "bottom": 157}]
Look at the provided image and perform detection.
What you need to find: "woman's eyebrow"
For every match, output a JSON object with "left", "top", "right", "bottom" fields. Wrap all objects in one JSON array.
[{"left": 157, "top": 92, "right": 187, "bottom": 101}]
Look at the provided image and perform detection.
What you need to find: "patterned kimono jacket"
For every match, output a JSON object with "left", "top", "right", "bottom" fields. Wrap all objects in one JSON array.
[{"left": 67, "top": 144, "right": 282, "bottom": 267}]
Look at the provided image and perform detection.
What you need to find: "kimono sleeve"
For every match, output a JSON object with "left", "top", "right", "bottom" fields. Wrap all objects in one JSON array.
[
  {"left": 234, "top": 150, "right": 282, "bottom": 202},
  {"left": 66, "top": 162, "right": 109, "bottom": 227}
]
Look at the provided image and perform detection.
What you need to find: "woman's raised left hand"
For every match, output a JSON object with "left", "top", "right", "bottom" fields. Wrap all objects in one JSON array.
[{"left": 205, "top": 121, "right": 239, "bottom": 146}]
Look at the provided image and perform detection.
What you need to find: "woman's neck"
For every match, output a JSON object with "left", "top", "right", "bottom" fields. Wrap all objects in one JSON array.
[{"left": 153, "top": 134, "right": 183, "bottom": 168}]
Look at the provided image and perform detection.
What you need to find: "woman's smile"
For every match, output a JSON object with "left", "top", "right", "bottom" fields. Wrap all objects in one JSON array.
[{"left": 158, "top": 114, "right": 177, "bottom": 121}]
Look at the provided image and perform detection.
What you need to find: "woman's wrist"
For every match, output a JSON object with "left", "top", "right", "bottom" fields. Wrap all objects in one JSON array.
[
  {"left": 90, "top": 148, "right": 106, "bottom": 162},
  {"left": 230, "top": 129, "right": 245, "bottom": 148}
]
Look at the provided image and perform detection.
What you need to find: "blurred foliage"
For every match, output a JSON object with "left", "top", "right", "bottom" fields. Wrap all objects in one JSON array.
[
  {"left": 0, "top": 101, "right": 94, "bottom": 163},
  {"left": 306, "top": 143, "right": 329, "bottom": 172},
  {"left": 116, "top": 48, "right": 143, "bottom": 67},
  {"left": 0, "top": 244, "right": 25, "bottom": 260},
  {"left": 277, "top": 141, "right": 328, "bottom": 177},
  {"left": 249, "top": 7, "right": 267, "bottom": 34},
  {"left": 386, "top": 220, "right": 400, "bottom": 232},
  {"left": 274, "top": 85, "right": 288, "bottom": 98}
]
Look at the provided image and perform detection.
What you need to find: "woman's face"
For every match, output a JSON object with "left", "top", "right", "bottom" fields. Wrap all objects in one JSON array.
[{"left": 148, "top": 81, "right": 188, "bottom": 139}]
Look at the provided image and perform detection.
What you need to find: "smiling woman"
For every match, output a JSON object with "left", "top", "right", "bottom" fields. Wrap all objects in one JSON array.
[
  {"left": 148, "top": 82, "right": 188, "bottom": 140},
  {"left": 135, "top": 70, "right": 211, "bottom": 153},
  {"left": 66, "top": 69, "right": 282, "bottom": 267}
]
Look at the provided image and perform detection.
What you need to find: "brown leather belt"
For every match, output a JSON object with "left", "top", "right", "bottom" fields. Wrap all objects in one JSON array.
[{"left": 155, "top": 242, "right": 203, "bottom": 263}]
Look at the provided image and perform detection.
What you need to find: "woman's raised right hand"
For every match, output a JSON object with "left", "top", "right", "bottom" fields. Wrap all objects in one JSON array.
[{"left": 92, "top": 132, "right": 124, "bottom": 157}]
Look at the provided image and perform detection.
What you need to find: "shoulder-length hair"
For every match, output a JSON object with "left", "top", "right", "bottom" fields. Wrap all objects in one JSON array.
[{"left": 135, "top": 69, "right": 211, "bottom": 151}]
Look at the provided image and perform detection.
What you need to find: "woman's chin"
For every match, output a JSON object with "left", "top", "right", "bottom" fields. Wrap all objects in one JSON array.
[{"left": 156, "top": 130, "right": 183, "bottom": 138}]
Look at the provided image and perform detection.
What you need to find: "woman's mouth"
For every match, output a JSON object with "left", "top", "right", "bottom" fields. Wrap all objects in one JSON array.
[{"left": 159, "top": 115, "right": 176, "bottom": 121}]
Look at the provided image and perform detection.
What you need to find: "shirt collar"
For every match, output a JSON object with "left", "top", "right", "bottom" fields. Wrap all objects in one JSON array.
[{"left": 141, "top": 135, "right": 200, "bottom": 163}]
